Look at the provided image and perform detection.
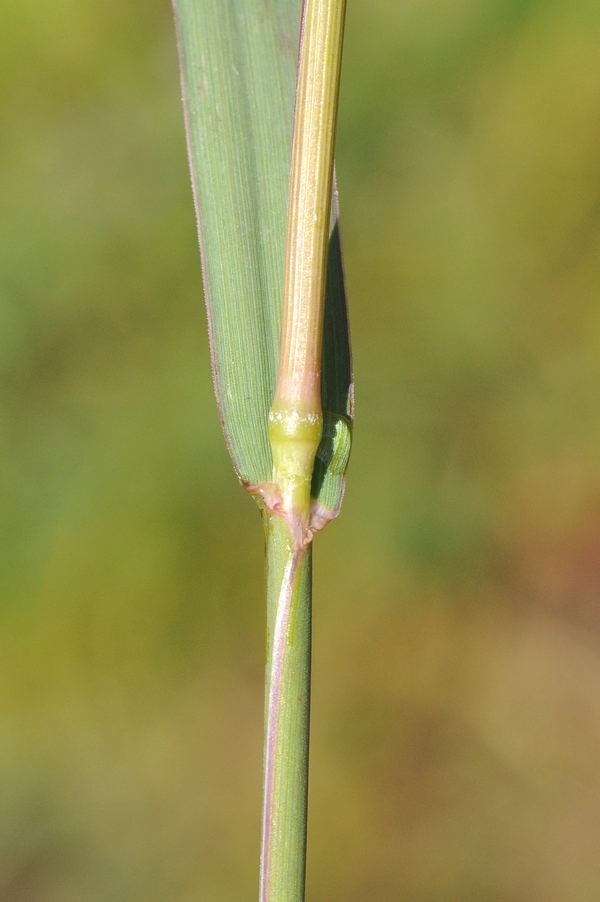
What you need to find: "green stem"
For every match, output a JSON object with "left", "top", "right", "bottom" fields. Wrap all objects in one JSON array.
[
  {"left": 269, "top": 0, "right": 347, "bottom": 544},
  {"left": 260, "top": 514, "right": 312, "bottom": 902},
  {"left": 260, "top": 0, "right": 346, "bottom": 899}
]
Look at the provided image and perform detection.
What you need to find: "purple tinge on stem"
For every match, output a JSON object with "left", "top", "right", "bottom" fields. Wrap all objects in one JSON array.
[{"left": 259, "top": 545, "right": 303, "bottom": 902}]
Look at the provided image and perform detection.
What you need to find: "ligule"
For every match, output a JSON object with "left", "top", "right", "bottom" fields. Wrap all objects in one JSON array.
[{"left": 268, "top": 401, "right": 323, "bottom": 546}]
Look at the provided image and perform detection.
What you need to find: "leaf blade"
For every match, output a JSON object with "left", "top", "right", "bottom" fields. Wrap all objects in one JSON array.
[{"left": 173, "top": 0, "right": 352, "bottom": 513}]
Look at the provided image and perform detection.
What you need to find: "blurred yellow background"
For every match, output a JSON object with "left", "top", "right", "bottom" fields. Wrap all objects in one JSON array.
[{"left": 2, "top": 0, "right": 600, "bottom": 899}]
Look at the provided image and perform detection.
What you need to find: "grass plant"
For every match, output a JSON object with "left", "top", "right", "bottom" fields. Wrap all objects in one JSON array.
[
  {"left": 171, "top": 0, "right": 351, "bottom": 898},
  {"left": 3, "top": 1, "right": 600, "bottom": 899}
]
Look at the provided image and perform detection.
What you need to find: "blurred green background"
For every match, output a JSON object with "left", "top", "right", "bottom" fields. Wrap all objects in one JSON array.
[{"left": 2, "top": 0, "right": 600, "bottom": 898}]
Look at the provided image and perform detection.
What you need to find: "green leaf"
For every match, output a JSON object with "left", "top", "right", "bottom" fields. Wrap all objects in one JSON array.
[{"left": 172, "top": 0, "right": 352, "bottom": 518}]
